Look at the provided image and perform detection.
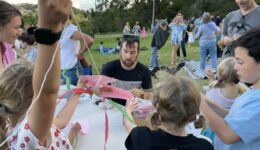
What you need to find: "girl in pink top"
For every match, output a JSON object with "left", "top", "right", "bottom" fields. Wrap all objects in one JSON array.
[{"left": 0, "top": 2, "right": 21, "bottom": 72}]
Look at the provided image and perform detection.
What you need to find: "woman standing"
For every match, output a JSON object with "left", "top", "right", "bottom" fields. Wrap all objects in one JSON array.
[
  {"left": 196, "top": 13, "right": 219, "bottom": 72},
  {"left": 123, "top": 22, "right": 131, "bottom": 35},
  {"left": 168, "top": 13, "right": 187, "bottom": 65},
  {"left": 0, "top": 1, "right": 22, "bottom": 73}
]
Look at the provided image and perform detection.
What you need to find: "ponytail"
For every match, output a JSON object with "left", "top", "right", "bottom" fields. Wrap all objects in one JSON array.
[
  {"left": 237, "top": 83, "right": 248, "bottom": 95},
  {"left": 150, "top": 112, "right": 161, "bottom": 129},
  {"left": 209, "top": 80, "right": 223, "bottom": 89}
]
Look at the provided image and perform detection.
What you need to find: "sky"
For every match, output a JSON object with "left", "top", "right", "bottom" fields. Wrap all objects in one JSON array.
[{"left": 6, "top": 0, "right": 96, "bottom": 10}]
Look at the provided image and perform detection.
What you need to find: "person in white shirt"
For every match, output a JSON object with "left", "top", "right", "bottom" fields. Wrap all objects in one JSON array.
[{"left": 60, "top": 15, "right": 94, "bottom": 85}]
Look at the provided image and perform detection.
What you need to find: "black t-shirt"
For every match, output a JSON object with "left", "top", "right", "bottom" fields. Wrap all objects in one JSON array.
[
  {"left": 101, "top": 60, "right": 152, "bottom": 105},
  {"left": 125, "top": 126, "right": 213, "bottom": 150}
]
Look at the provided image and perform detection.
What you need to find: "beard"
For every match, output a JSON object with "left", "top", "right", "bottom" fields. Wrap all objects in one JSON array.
[{"left": 120, "top": 55, "right": 138, "bottom": 68}]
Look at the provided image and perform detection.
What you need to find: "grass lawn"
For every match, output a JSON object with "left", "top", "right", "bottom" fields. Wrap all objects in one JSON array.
[{"left": 83, "top": 33, "right": 208, "bottom": 92}]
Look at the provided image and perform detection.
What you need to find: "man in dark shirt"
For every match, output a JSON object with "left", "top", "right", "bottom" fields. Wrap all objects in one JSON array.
[{"left": 101, "top": 35, "right": 152, "bottom": 105}]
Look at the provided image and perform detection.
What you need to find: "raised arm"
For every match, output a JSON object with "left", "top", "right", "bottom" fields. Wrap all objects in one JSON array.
[
  {"left": 53, "top": 81, "right": 84, "bottom": 129},
  {"left": 28, "top": 0, "right": 72, "bottom": 144},
  {"left": 71, "top": 31, "right": 94, "bottom": 53}
]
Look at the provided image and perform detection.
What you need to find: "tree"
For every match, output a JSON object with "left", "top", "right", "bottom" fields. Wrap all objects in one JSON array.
[{"left": 17, "top": 0, "right": 260, "bottom": 33}]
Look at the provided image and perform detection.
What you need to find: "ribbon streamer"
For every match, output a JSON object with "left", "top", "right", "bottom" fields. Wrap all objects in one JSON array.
[
  {"left": 109, "top": 100, "right": 135, "bottom": 124},
  {"left": 62, "top": 69, "right": 71, "bottom": 90},
  {"left": 104, "top": 110, "right": 108, "bottom": 150}
]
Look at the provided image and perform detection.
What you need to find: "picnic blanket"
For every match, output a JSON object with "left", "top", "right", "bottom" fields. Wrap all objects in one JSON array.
[{"left": 183, "top": 60, "right": 212, "bottom": 80}]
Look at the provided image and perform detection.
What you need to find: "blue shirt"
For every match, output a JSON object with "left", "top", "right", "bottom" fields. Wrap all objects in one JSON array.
[
  {"left": 169, "top": 23, "right": 187, "bottom": 41},
  {"left": 196, "top": 22, "right": 219, "bottom": 46},
  {"left": 27, "top": 47, "right": 37, "bottom": 62},
  {"left": 214, "top": 88, "right": 260, "bottom": 150}
]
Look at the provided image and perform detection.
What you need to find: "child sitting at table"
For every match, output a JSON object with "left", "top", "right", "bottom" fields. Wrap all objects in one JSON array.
[{"left": 124, "top": 76, "right": 213, "bottom": 150}]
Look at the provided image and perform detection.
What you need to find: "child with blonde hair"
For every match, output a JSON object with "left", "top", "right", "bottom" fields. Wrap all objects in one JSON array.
[
  {"left": 202, "top": 57, "right": 247, "bottom": 142},
  {"left": 206, "top": 57, "right": 247, "bottom": 109},
  {"left": 0, "top": 0, "right": 81, "bottom": 149},
  {"left": 124, "top": 77, "right": 213, "bottom": 150}
]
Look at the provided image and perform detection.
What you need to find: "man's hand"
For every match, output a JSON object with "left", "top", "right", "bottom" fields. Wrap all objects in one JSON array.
[
  {"left": 232, "top": 33, "right": 241, "bottom": 41},
  {"left": 223, "top": 36, "right": 233, "bottom": 46},
  {"left": 93, "top": 85, "right": 112, "bottom": 97},
  {"left": 130, "top": 88, "right": 144, "bottom": 98}
]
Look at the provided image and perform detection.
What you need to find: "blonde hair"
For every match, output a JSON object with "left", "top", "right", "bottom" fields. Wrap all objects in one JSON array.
[
  {"left": 0, "top": 61, "right": 34, "bottom": 146},
  {"left": 151, "top": 77, "right": 201, "bottom": 130},
  {"left": 210, "top": 57, "right": 246, "bottom": 94}
]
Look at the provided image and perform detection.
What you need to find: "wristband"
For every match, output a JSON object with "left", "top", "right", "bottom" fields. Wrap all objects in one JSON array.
[{"left": 28, "top": 27, "right": 62, "bottom": 45}]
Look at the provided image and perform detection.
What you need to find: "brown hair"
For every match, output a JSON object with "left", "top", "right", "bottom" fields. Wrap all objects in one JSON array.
[
  {"left": 0, "top": 61, "right": 34, "bottom": 146},
  {"left": 151, "top": 77, "right": 201, "bottom": 130},
  {"left": 19, "top": 32, "right": 35, "bottom": 45},
  {"left": 0, "top": 0, "right": 21, "bottom": 27},
  {"left": 121, "top": 35, "right": 140, "bottom": 52},
  {"left": 232, "top": 27, "right": 260, "bottom": 63}
]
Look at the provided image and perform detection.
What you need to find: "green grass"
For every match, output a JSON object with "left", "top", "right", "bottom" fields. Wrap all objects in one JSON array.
[{"left": 84, "top": 33, "right": 208, "bottom": 92}]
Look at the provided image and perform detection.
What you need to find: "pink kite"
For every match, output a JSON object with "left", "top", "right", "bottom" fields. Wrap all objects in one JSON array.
[
  {"left": 100, "top": 84, "right": 134, "bottom": 100},
  {"left": 80, "top": 75, "right": 117, "bottom": 88}
]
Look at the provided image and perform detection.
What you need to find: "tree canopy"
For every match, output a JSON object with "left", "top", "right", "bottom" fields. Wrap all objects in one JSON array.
[{"left": 18, "top": 0, "right": 260, "bottom": 33}]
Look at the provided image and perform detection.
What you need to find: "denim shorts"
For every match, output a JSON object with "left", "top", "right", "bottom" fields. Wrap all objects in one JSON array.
[{"left": 171, "top": 36, "right": 182, "bottom": 45}]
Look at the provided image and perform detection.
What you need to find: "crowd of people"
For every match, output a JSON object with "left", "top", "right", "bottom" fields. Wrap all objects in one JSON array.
[{"left": 0, "top": 0, "right": 260, "bottom": 150}]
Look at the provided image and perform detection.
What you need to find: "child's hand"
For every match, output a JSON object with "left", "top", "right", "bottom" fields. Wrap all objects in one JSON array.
[
  {"left": 126, "top": 99, "right": 138, "bottom": 113},
  {"left": 38, "top": 0, "right": 72, "bottom": 30},
  {"left": 205, "top": 69, "right": 215, "bottom": 80}
]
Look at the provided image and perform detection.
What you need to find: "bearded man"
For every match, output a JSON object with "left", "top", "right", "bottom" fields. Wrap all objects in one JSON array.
[{"left": 101, "top": 35, "right": 152, "bottom": 105}]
